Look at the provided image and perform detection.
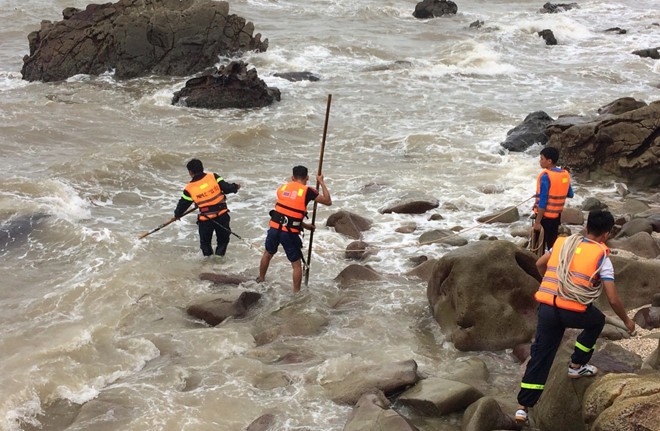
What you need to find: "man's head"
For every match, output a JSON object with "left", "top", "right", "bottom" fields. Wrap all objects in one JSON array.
[
  {"left": 187, "top": 159, "right": 204, "bottom": 175},
  {"left": 586, "top": 210, "right": 615, "bottom": 237},
  {"left": 540, "top": 147, "right": 560, "bottom": 167},
  {"left": 292, "top": 165, "right": 309, "bottom": 181}
]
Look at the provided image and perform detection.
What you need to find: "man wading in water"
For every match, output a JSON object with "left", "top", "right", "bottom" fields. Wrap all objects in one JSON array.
[{"left": 256, "top": 165, "right": 331, "bottom": 293}]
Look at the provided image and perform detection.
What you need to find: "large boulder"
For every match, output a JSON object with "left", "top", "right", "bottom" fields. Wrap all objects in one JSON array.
[
  {"left": 546, "top": 100, "right": 660, "bottom": 188},
  {"left": 21, "top": 0, "right": 268, "bottom": 82},
  {"left": 171, "top": 60, "right": 280, "bottom": 109},
  {"left": 427, "top": 240, "right": 541, "bottom": 351},
  {"left": 412, "top": 0, "right": 458, "bottom": 19},
  {"left": 343, "top": 392, "right": 419, "bottom": 431},
  {"left": 595, "top": 256, "right": 660, "bottom": 311}
]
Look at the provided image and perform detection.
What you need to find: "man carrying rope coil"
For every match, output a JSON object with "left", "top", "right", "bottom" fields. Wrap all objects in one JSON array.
[{"left": 515, "top": 210, "right": 636, "bottom": 424}]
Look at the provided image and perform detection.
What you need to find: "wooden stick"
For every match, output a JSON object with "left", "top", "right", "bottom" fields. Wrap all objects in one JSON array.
[
  {"left": 138, "top": 206, "right": 196, "bottom": 239},
  {"left": 304, "top": 94, "right": 332, "bottom": 287}
]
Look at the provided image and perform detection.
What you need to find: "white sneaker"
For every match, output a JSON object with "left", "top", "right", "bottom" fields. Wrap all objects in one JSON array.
[
  {"left": 568, "top": 363, "right": 598, "bottom": 379},
  {"left": 515, "top": 408, "right": 528, "bottom": 424}
]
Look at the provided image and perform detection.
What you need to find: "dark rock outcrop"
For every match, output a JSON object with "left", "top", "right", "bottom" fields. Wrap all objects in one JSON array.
[
  {"left": 632, "top": 47, "right": 660, "bottom": 60},
  {"left": 546, "top": 100, "right": 660, "bottom": 188},
  {"left": 540, "top": 3, "right": 579, "bottom": 13},
  {"left": 500, "top": 111, "right": 554, "bottom": 152},
  {"left": 172, "top": 60, "right": 280, "bottom": 109},
  {"left": 538, "top": 29, "right": 557, "bottom": 45},
  {"left": 326, "top": 210, "right": 373, "bottom": 240},
  {"left": 186, "top": 291, "right": 261, "bottom": 326},
  {"left": 21, "top": 0, "right": 268, "bottom": 82},
  {"left": 412, "top": 0, "right": 458, "bottom": 19}
]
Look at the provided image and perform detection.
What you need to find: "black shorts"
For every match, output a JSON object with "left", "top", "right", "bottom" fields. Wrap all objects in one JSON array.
[{"left": 264, "top": 227, "right": 303, "bottom": 262}]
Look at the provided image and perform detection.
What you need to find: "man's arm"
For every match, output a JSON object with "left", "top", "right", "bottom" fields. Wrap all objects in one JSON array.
[
  {"left": 174, "top": 191, "right": 193, "bottom": 219},
  {"left": 215, "top": 174, "right": 241, "bottom": 194},
  {"left": 602, "top": 280, "right": 636, "bottom": 332},
  {"left": 536, "top": 251, "right": 551, "bottom": 277},
  {"left": 533, "top": 173, "right": 550, "bottom": 231},
  {"left": 314, "top": 174, "right": 332, "bottom": 206}
]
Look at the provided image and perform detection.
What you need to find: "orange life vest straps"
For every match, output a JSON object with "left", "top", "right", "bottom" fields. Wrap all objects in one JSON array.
[
  {"left": 184, "top": 173, "right": 227, "bottom": 221},
  {"left": 534, "top": 169, "right": 571, "bottom": 219}
]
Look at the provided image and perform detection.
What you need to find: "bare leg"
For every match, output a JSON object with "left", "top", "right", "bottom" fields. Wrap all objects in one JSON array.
[
  {"left": 257, "top": 251, "right": 273, "bottom": 282},
  {"left": 291, "top": 259, "right": 302, "bottom": 293}
]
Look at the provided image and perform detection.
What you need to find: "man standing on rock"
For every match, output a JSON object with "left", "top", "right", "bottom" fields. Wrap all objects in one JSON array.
[
  {"left": 256, "top": 165, "right": 331, "bottom": 293},
  {"left": 174, "top": 159, "right": 241, "bottom": 257},
  {"left": 532, "top": 146, "right": 574, "bottom": 252},
  {"left": 515, "top": 210, "right": 635, "bottom": 424}
]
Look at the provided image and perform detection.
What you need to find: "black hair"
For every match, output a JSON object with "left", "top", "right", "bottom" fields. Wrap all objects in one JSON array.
[
  {"left": 586, "top": 210, "right": 615, "bottom": 236},
  {"left": 187, "top": 159, "right": 204, "bottom": 175},
  {"left": 540, "top": 147, "right": 560, "bottom": 164},
  {"left": 292, "top": 165, "right": 308, "bottom": 180}
]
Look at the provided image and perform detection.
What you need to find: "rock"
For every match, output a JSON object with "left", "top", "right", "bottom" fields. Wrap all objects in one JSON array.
[
  {"left": 246, "top": 413, "right": 277, "bottom": 431},
  {"left": 596, "top": 255, "right": 660, "bottom": 311},
  {"left": 345, "top": 241, "right": 374, "bottom": 260},
  {"left": 321, "top": 359, "right": 420, "bottom": 405},
  {"left": 461, "top": 396, "right": 522, "bottom": 431},
  {"left": 608, "top": 232, "right": 660, "bottom": 259},
  {"left": 604, "top": 27, "right": 627, "bottom": 35},
  {"left": 186, "top": 291, "right": 261, "bottom": 326},
  {"left": 540, "top": 2, "right": 579, "bottom": 13},
  {"left": 172, "top": 60, "right": 280, "bottom": 109},
  {"left": 538, "top": 29, "right": 557, "bottom": 45},
  {"left": 273, "top": 71, "right": 319, "bottom": 82},
  {"left": 597, "top": 97, "right": 647, "bottom": 116},
  {"left": 21, "top": 0, "right": 267, "bottom": 82},
  {"left": 199, "top": 272, "right": 250, "bottom": 285},
  {"left": 334, "top": 264, "right": 383, "bottom": 287},
  {"left": 380, "top": 199, "right": 440, "bottom": 215},
  {"left": 583, "top": 373, "right": 660, "bottom": 431},
  {"left": 546, "top": 99, "right": 660, "bottom": 188},
  {"left": 633, "top": 306, "right": 660, "bottom": 330},
  {"left": 343, "top": 392, "right": 419, "bottom": 431},
  {"left": 476, "top": 206, "right": 520, "bottom": 224},
  {"left": 397, "top": 377, "right": 483, "bottom": 416},
  {"left": 427, "top": 241, "right": 540, "bottom": 351},
  {"left": 560, "top": 207, "right": 584, "bottom": 225},
  {"left": 418, "top": 229, "right": 468, "bottom": 247},
  {"left": 326, "top": 210, "right": 373, "bottom": 240},
  {"left": 632, "top": 47, "right": 660, "bottom": 59},
  {"left": 581, "top": 197, "right": 607, "bottom": 211},
  {"left": 500, "top": 111, "right": 554, "bottom": 152},
  {"left": 412, "top": 0, "right": 458, "bottom": 19},
  {"left": 614, "top": 218, "right": 654, "bottom": 238}
]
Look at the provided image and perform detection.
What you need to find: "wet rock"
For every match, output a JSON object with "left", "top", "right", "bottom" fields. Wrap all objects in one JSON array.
[
  {"left": 334, "top": 264, "right": 383, "bottom": 287},
  {"left": 540, "top": 2, "right": 579, "bottom": 13},
  {"left": 345, "top": 241, "right": 374, "bottom": 260},
  {"left": 538, "top": 29, "right": 557, "bottom": 45},
  {"left": 476, "top": 206, "right": 520, "bottom": 224},
  {"left": 427, "top": 240, "right": 540, "bottom": 351},
  {"left": 199, "top": 272, "right": 250, "bottom": 285},
  {"left": 21, "top": 0, "right": 268, "bottom": 82},
  {"left": 500, "top": 111, "right": 554, "bottom": 152},
  {"left": 597, "top": 97, "right": 647, "bottom": 116},
  {"left": 172, "top": 60, "right": 280, "bottom": 109},
  {"left": 398, "top": 377, "right": 483, "bottom": 416},
  {"left": 273, "top": 71, "right": 320, "bottom": 82},
  {"left": 462, "top": 396, "right": 522, "bottom": 431},
  {"left": 608, "top": 232, "right": 660, "bottom": 259},
  {"left": 380, "top": 198, "right": 439, "bottom": 215},
  {"left": 632, "top": 47, "right": 660, "bottom": 59},
  {"left": 560, "top": 207, "right": 584, "bottom": 225},
  {"left": 412, "top": 0, "right": 458, "bottom": 19},
  {"left": 327, "top": 210, "right": 373, "bottom": 240},
  {"left": 187, "top": 291, "right": 262, "bottom": 326},
  {"left": 418, "top": 229, "right": 468, "bottom": 247},
  {"left": 246, "top": 413, "right": 277, "bottom": 431},
  {"left": 344, "top": 391, "right": 420, "bottom": 431}
]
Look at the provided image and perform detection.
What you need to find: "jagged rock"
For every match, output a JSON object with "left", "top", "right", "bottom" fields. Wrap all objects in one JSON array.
[
  {"left": 172, "top": 60, "right": 280, "bottom": 109},
  {"left": 21, "top": 0, "right": 267, "bottom": 82},
  {"left": 540, "top": 2, "right": 579, "bottom": 13},
  {"left": 412, "top": 0, "right": 458, "bottom": 19},
  {"left": 273, "top": 71, "right": 320, "bottom": 82},
  {"left": 500, "top": 111, "right": 555, "bottom": 152},
  {"left": 546, "top": 99, "right": 660, "bottom": 188}
]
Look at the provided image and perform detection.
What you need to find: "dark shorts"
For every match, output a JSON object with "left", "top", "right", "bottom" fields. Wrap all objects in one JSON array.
[{"left": 264, "top": 227, "right": 302, "bottom": 262}]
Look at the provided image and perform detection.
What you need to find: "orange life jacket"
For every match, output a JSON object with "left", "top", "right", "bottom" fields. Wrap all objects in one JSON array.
[
  {"left": 269, "top": 181, "right": 309, "bottom": 233},
  {"left": 533, "top": 168, "right": 571, "bottom": 219},
  {"left": 534, "top": 236, "right": 610, "bottom": 312},
  {"left": 184, "top": 173, "right": 227, "bottom": 221}
]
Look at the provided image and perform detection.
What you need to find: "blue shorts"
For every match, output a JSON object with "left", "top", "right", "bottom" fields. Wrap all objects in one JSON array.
[{"left": 264, "top": 227, "right": 303, "bottom": 262}]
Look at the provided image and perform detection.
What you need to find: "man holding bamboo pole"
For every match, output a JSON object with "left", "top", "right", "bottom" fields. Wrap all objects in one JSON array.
[{"left": 256, "top": 165, "right": 332, "bottom": 293}]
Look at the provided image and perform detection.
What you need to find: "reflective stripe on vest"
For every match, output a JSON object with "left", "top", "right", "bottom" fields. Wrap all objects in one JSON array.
[
  {"left": 184, "top": 173, "right": 227, "bottom": 221},
  {"left": 269, "top": 182, "right": 308, "bottom": 233},
  {"left": 534, "top": 168, "right": 570, "bottom": 219},
  {"left": 534, "top": 236, "right": 609, "bottom": 312}
]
